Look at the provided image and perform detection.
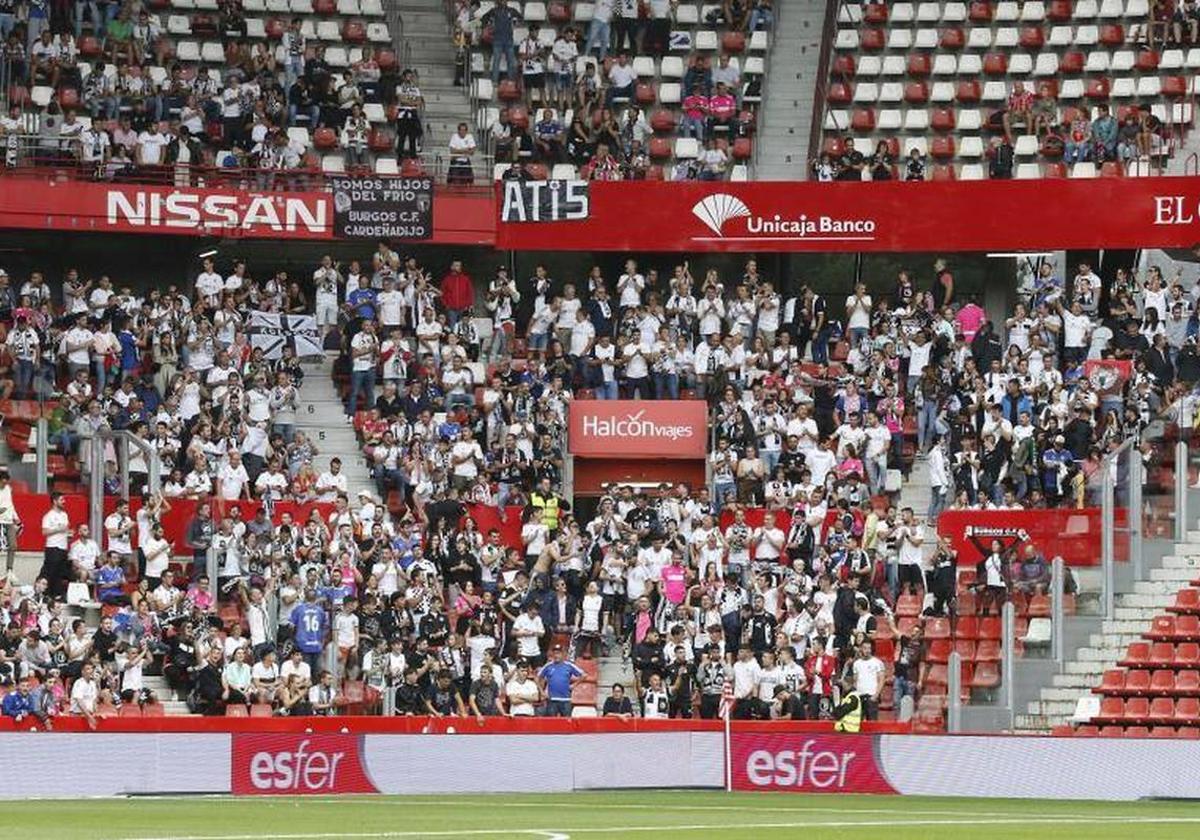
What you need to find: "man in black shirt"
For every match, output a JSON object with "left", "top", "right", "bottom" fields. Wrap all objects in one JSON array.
[
  {"left": 394, "top": 666, "right": 428, "bottom": 715},
  {"left": 632, "top": 627, "right": 665, "bottom": 698},
  {"left": 771, "top": 684, "right": 807, "bottom": 720},
  {"left": 424, "top": 670, "right": 462, "bottom": 716},
  {"left": 192, "top": 648, "right": 226, "bottom": 716},
  {"left": 665, "top": 645, "right": 695, "bottom": 718},
  {"left": 745, "top": 595, "right": 777, "bottom": 659},
  {"left": 468, "top": 667, "right": 503, "bottom": 719},
  {"left": 601, "top": 683, "right": 635, "bottom": 718}
]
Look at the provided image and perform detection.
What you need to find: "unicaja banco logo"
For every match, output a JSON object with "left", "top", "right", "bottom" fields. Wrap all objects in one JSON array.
[{"left": 691, "top": 193, "right": 752, "bottom": 237}]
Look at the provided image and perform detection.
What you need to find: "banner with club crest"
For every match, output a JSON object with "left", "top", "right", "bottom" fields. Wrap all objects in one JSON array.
[{"left": 248, "top": 311, "right": 321, "bottom": 359}]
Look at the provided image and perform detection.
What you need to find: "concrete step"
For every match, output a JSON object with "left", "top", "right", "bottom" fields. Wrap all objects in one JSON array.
[
  {"left": 1025, "top": 699, "right": 1077, "bottom": 716},
  {"left": 1161, "top": 555, "right": 1200, "bottom": 569},
  {"left": 1065, "top": 660, "right": 1111, "bottom": 676},
  {"left": 1149, "top": 567, "right": 1200, "bottom": 583},
  {"left": 1114, "top": 606, "right": 1165, "bottom": 621},
  {"left": 1051, "top": 673, "right": 1101, "bottom": 689},
  {"left": 1013, "top": 713, "right": 1057, "bottom": 731}
]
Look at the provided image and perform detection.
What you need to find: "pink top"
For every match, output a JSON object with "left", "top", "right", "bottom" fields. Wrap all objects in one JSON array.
[
  {"left": 682, "top": 94, "right": 709, "bottom": 119},
  {"left": 956, "top": 303, "right": 986, "bottom": 342},
  {"left": 661, "top": 564, "right": 688, "bottom": 604}
]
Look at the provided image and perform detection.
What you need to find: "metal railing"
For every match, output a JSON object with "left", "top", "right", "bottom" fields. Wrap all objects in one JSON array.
[
  {"left": 0, "top": 133, "right": 495, "bottom": 191},
  {"left": 807, "top": 0, "right": 842, "bottom": 175}
]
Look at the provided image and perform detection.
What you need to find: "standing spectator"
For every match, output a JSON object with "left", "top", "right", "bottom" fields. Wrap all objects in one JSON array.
[
  {"left": 584, "top": 0, "right": 615, "bottom": 61},
  {"left": 537, "top": 644, "right": 584, "bottom": 716},
  {"left": 447, "top": 123, "right": 478, "bottom": 185},
  {"left": 483, "top": 0, "right": 522, "bottom": 83},
  {"left": 440, "top": 259, "right": 475, "bottom": 328}
]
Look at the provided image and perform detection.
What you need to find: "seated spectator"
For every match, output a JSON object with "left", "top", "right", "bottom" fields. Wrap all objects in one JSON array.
[
  {"left": 447, "top": 122, "right": 477, "bottom": 185},
  {"left": 1001, "top": 81, "right": 1034, "bottom": 142},
  {"left": 988, "top": 136, "right": 1014, "bottom": 179},
  {"left": 605, "top": 53, "right": 636, "bottom": 107}
]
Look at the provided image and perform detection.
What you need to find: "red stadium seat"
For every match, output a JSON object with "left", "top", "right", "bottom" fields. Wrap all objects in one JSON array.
[
  {"left": 970, "top": 662, "right": 1000, "bottom": 689},
  {"left": 1094, "top": 696, "right": 1124, "bottom": 722},
  {"left": 904, "top": 81, "right": 929, "bottom": 103},
  {"left": 1095, "top": 669, "right": 1126, "bottom": 695},
  {"left": 732, "top": 138, "right": 753, "bottom": 161},
  {"left": 497, "top": 79, "right": 522, "bottom": 101},
  {"left": 650, "top": 110, "right": 676, "bottom": 132},
  {"left": 833, "top": 54, "right": 857, "bottom": 78},
  {"left": 313, "top": 127, "right": 338, "bottom": 150},
  {"left": 368, "top": 128, "right": 393, "bottom": 152},
  {"left": 1150, "top": 726, "right": 1179, "bottom": 738},
  {"left": 1175, "top": 615, "right": 1200, "bottom": 641},
  {"left": 1123, "top": 725, "right": 1151, "bottom": 738},
  {"left": 907, "top": 54, "right": 932, "bottom": 77},
  {"left": 549, "top": 2, "right": 570, "bottom": 22},
  {"left": 975, "top": 639, "right": 1002, "bottom": 663},
  {"left": 955, "top": 639, "right": 977, "bottom": 661},
  {"left": 828, "top": 82, "right": 852, "bottom": 104},
  {"left": 1148, "top": 615, "right": 1178, "bottom": 640},
  {"left": 1136, "top": 50, "right": 1160, "bottom": 72},
  {"left": 931, "top": 163, "right": 957, "bottom": 181},
  {"left": 648, "top": 137, "right": 673, "bottom": 159},
  {"left": 1124, "top": 669, "right": 1152, "bottom": 695},
  {"left": 969, "top": 1, "right": 992, "bottom": 22},
  {"left": 1027, "top": 595, "right": 1051, "bottom": 618},
  {"left": 926, "top": 638, "right": 953, "bottom": 664},
  {"left": 1175, "top": 643, "right": 1200, "bottom": 667},
  {"left": 956, "top": 80, "right": 982, "bottom": 102},
  {"left": 1019, "top": 26, "right": 1044, "bottom": 48},
  {"left": 79, "top": 35, "right": 102, "bottom": 57},
  {"left": 1100, "top": 160, "right": 1124, "bottom": 178},
  {"left": 1124, "top": 697, "right": 1151, "bottom": 721},
  {"left": 1169, "top": 589, "right": 1200, "bottom": 614},
  {"left": 940, "top": 27, "right": 965, "bottom": 49},
  {"left": 376, "top": 48, "right": 398, "bottom": 71},
  {"left": 1151, "top": 670, "right": 1177, "bottom": 696},
  {"left": 861, "top": 29, "right": 886, "bottom": 51},
  {"left": 314, "top": 0, "right": 336, "bottom": 13},
  {"left": 1059, "top": 51, "right": 1085, "bottom": 74},
  {"left": 265, "top": 17, "right": 285, "bottom": 38},
  {"left": 1147, "top": 696, "right": 1176, "bottom": 720},
  {"left": 852, "top": 108, "right": 876, "bottom": 132},
  {"left": 1048, "top": 0, "right": 1073, "bottom": 21},
  {"left": 1148, "top": 642, "right": 1177, "bottom": 668},
  {"left": 721, "top": 32, "right": 746, "bottom": 53},
  {"left": 635, "top": 82, "right": 656, "bottom": 105},
  {"left": 896, "top": 594, "right": 922, "bottom": 617},
  {"left": 1099, "top": 24, "right": 1124, "bottom": 46},
  {"left": 1173, "top": 697, "right": 1200, "bottom": 723},
  {"left": 864, "top": 3, "right": 888, "bottom": 24},
  {"left": 1162, "top": 76, "right": 1188, "bottom": 97},
  {"left": 342, "top": 20, "right": 367, "bottom": 43},
  {"left": 225, "top": 705, "right": 249, "bottom": 717},
  {"left": 1085, "top": 78, "right": 1111, "bottom": 100},
  {"left": 1043, "top": 161, "right": 1068, "bottom": 178},
  {"left": 978, "top": 617, "right": 1002, "bottom": 640},
  {"left": 931, "top": 107, "right": 956, "bottom": 132},
  {"left": 1175, "top": 670, "right": 1200, "bottom": 696}
]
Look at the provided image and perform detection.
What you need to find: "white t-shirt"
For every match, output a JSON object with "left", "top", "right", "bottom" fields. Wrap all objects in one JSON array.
[
  {"left": 137, "top": 130, "right": 169, "bottom": 164},
  {"left": 104, "top": 512, "right": 132, "bottom": 554},
  {"left": 512, "top": 613, "right": 545, "bottom": 657},
  {"left": 335, "top": 612, "right": 359, "bottom": 647},
  {"left": 846, "top": 294, "right": 872, "bottom": 330},
  {"left": 218, "top": 463, "right": 250, "bottom": 500},
  {"left": 142, "top": 536, "right": 171, "bottom": 578},
  {"left": 853, "top": 656, "right": 885, "bottom": 696},
  {"left": 351, "top": 331, "right": 378, "bottom": 372},
  {"left": 42, "top": 509, "right": 70, "bottom": 551}
]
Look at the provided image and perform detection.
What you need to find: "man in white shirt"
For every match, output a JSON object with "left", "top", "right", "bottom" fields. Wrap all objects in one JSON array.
[
  {"left": 63, "top": 315, "right": 94, "bottom": 380},
  {"left": 450, "top": 428, "right": 484, "bottom": 491},
  {"left": 852, "top": 641, "right": 886, "bottom": 720},
  {"left": 621, "top": 337, "right": 652, "bottom": 399},
  {"left": 732, "top": 647, "right": 762, "bottom": 718},
  {"left": 347, "top": 319, "right": 379, "bottom": 420},
  {"left": 43, "top": 494, "right": 80, "bottom": 594},
  {"left": 136, "top": 120, "right": 170, "bottom": 166},
  {"left": 616, "top": 259, "right": 645, "bottom": 312},
  {"left": 141, "top": 523, "right": 172, "bottom": 587},
  {"left": 845, "top": 282, "right": 873, "bottom": 347},
  {"left": 0, "top": 469, "right": 20, "bottom": 573},
  {"left": 68, "top": 524, "right": 101, "bottom": 581},
  {"left": 751, "top": 511, "right": 784, "bottom": 573},
  {"left": 316, "top": 459, "right": 348, "bottom": 502},
  {"left": 511, "top": 602, "right": 546, "bottom": 666},
  {"left": 217, "top": 450, "right": 251, "bottom": 501},
  {"left": 71, "top": 661, "right": 101, "bottom": 727}
]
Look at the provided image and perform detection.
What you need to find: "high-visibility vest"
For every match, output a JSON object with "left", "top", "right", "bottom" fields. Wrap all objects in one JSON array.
[
  {"left": 531, "top": 492, "right": 560, "bottom": 530},
  {"left": 834, "top": 692, "right": 863, "bottom": 733}
]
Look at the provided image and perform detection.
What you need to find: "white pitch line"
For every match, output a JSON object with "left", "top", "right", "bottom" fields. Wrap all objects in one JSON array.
[
  {"left": 241, "top": 797, "right": 1170, "bottom": 823},
  {"left": 123, "top": 815, "right": 1200, "bottom": 840}
]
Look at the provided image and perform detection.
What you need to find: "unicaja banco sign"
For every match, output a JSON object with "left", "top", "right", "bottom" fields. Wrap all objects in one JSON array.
[
  {"left": 691, "top": 193, "right": 877, "bottom": 243},
  {"left": 569, "top": 401, "right": 708, "bottom": 459}
]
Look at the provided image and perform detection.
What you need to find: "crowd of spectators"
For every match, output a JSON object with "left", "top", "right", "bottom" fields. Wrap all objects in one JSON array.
[
  {"left": 456, "top": 0, "right": 765, "bottom": 181},
  {"left": 0, "top": 0, "right": 414, "bottom": 181},
  {"left": 1, "top": 243, "right": 1198, "bottom": 726}
]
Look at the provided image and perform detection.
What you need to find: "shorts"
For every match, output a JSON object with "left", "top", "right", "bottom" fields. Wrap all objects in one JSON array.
[
  {"left": 316, "top": 301, "right": 338, "bottom": 327},
  {"left": 898, "top": 564, "right": 925, "bottom": 589},
  {"left": 602, "top": 592, "right": 625, "bottom": 613},
  {"left": 524, "top": 72, "right": 545, "bottom": 90},
  {"left": 554, "top": 71, "right": 573, "bottom": 90}
]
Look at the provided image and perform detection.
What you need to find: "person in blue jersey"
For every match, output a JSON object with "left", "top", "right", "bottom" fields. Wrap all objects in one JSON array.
[
  {"left": 289, "top": 588, "right": 328, "bottom": 676},
  {"left": 537, "top": 644, "right": 585, "bottom": 717}
]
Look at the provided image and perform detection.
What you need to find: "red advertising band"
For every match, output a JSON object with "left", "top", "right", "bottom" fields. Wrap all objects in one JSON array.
[
  {"left": 567, "top": 400, "right": 710, "bottom": 459},
  {"left": 496, "top": 176, "right": 1200, "bottom": 253},
  {"left": 6, "top": 175, "right": 1200, "bottom": 252}
]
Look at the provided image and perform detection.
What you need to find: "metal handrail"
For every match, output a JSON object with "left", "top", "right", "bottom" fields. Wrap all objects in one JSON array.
[{"left": 806, "top": 0, "right": 842, "bottom": 178}]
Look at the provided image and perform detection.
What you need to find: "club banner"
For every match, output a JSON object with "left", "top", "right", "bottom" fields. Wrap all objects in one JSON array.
[
  {"left": 495, "top": 177, "right": 1200, "bottom": 252},
  {"left": 1083, "top": 359, "right": 1133, "bottom": 396},
  {"left": 936, "top": 507, "right": 1129, "bottom": 567},
  {"left": 567, "top": 400, "right": 709, "bottom": 459},
  {"left": 248, "top": 311, "right": 321, "bottom": 359},
  {"left": 330, "top": 177, "right": 434, "bottom": 240},
  {"left": 499, "top": 179, "right": 590, "bottom": 223}
]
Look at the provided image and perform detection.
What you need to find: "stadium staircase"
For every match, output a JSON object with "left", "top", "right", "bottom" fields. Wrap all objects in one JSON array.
[
  {"left": 753, "top": 1, "right": 831, "bottom": 179},
  {"left": 1014, "top": 527, "right": 1200, "bottom": 734},
  {"left": 299, "top": 353, "right": 378, "bottom": 502},
  {"left": 399, "top": 0, "right": 481, "bottom": 170}
]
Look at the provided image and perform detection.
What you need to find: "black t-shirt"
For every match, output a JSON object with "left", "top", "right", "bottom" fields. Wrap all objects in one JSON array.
[
  {"left": 602, "top": 695, "right": 634, "bottom": 716},
  {"left": 666, "top": 660, "right": 695, "bottom": 699}
]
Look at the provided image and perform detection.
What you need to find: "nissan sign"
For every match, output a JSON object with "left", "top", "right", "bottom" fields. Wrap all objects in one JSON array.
[{"left": 568, "top": 400, "right": 708, "bottom": 459}]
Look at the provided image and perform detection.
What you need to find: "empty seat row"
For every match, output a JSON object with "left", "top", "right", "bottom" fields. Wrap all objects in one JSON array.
[
  {"left": 1121, "top": 641, "right": 1200, "bottom": 668},
  {"left": 835, "top": 50, "right": 1199, "bottom": 78},
  {"left": 1094, "top": 668, "right": 1200, "bottom": 697},
  {"left": 1093, "top": 695, "right": 1200, "bottom": 723},
  {"left": 840, "top": 0, "right": 1150, "bottom": 27},
  {"left": 836, "top": 24, "right": 1136, "bottom": 51}
]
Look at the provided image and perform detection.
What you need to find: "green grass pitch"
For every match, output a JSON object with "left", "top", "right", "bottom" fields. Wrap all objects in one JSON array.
[{"left": 10, "top": 790, "right": 1200, "bottom": 839}]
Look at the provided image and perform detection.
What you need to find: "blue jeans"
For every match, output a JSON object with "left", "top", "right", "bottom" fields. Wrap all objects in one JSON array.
[
  {"left": 14, "top": 359, "right": 33, "bottom": 396},
  {"left": 811, "top": 327, "right": 831, "bottom": 363},
  {"left": 928, "top": 486, "right": 946, "bottom": 522},
  {"left": 597, "top": 380, "right": 618, "bottom": 400},
  {"left": 488, "top": 323, "right": 509, "bottom": 360},
  {"left": 288, "top": 104, "right": 319, "bottom": 126},
  {"left": 527, "top": 331, "right": 549, "bottom": 352},
  {"left": 543, "top": 698, "right": 572, "bottom": 717},
  {"left": 865, "top": 457, "right": 886, "bottom": 496},
  {"left": 584, "top": 19, "right": 611, "bottom": 60},
  {"left": 74, "top": 0, "right": 99, "bottom": 38},
  {"left": 0, "top": 13, "right": 15, "bottom": 40},
  {"left": 749, "top": 8, "right": 774, "bottom": 31},
  {"left": 491, "top": 40, "right": 518, "bottom": 83},
  {"left": 893, "top": 673, "right": 916, "bottom": 701},
  {"left": 849, "top": 327, "right": 869, "bottom": 348},
  {"left": 680, "top": 114, "right": 706, "bottom": 141},
  {"left": 917, "top": 401, "right": 939, "bottom": 451},
  {"left": 445, "top": 392, "right": 474, "bottom": 412},
  {"left": 654, "top": 372, "right": 679, "bottom": 400},
  {"left": 346, "top": 369, "right": 376, "bottom": 416},
  {"left": 286, "top": 57, "right": 304, "bottom": 89},
  {"left": 93, "top": 357, "right": 109, "bottom": 393}
]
